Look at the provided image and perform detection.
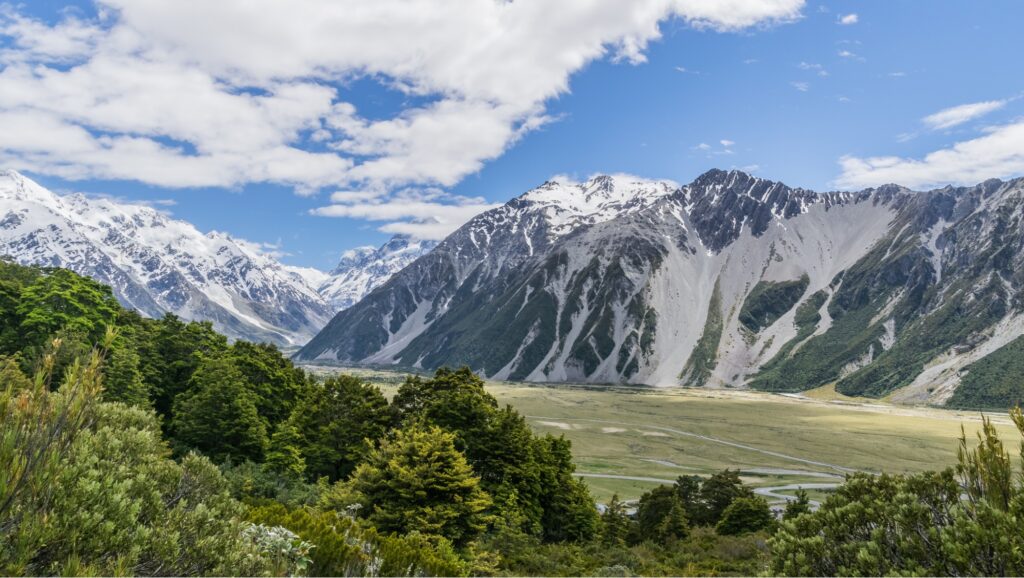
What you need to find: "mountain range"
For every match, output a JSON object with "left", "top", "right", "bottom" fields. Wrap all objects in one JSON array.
[
  {"left": 0, "top": 170, "right": 431, "bottom": 345},
  {"left": 297, "top": 170, "right": 1024, "bottom": 408}
]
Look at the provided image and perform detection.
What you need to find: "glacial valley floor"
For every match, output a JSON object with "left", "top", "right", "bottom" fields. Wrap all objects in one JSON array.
[{"left": 304, "top": 365, "right": 1018, "bottom": 505}]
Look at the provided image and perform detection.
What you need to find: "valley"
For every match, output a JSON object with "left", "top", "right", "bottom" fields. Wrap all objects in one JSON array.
[{"left": 305, "top": 365, "right": 1016, "bottom": 504}]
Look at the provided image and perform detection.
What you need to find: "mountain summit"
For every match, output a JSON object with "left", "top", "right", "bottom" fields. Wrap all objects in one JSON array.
[{"left": 297, "top": 169, "right": 1024, "bottom": 408}]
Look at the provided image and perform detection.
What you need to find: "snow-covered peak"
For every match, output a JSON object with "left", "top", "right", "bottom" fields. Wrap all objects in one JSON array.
[
  {"left": 518, "top": 174, "right": 677, "bottom": 237},
  {"left": 0, "top": 169, "right": 61, "bottom": 205},
  {"left": 319, "top": 235, "right": 437, "bottom": 310}
]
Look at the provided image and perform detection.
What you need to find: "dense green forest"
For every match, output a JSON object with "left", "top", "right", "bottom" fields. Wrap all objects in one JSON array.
[{"left": 3, "top": 259, "right": 1024, "bottom": 577}]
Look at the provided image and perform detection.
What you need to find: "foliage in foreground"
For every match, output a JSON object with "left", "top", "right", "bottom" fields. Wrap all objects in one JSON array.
[
  {"left": 0, "top": 342, "right": 279, "bottom": 576},
  {"left": 772, "top": 409, "right": 1024, "bottom": 576}
]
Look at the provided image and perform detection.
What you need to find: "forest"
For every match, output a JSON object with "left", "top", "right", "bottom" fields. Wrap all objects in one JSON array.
[{"left": 3, "top": 260, "right": 1024, "bottom": 577}]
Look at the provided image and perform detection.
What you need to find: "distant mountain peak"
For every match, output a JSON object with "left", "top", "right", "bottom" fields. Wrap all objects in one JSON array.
[{"left": 319, "top": 235, "right": 437, "bottom": 310}]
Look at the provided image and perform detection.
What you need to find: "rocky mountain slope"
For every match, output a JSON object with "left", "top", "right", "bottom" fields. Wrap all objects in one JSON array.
[{"left": 297, "top": 170, "right": 1024, "bottom": 407}]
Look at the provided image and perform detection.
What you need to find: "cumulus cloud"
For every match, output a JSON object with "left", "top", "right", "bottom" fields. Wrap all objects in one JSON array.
[
  {"left": 835, "top": 120, "right": 1024, "bottom": 189},
  {"left": 838, "top": 13, "right": 858, "bottom": 25},
  {"left": 0, "top": 0, "right": 804, "bottom": 238},
  {"left": 922, "top": 99, "right": 1008, "bottom": 130}
]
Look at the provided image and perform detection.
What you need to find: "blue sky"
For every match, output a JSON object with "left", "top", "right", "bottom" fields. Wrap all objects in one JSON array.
[{"left": 1, "top": 1, "right": 1022, "bottom": 269}]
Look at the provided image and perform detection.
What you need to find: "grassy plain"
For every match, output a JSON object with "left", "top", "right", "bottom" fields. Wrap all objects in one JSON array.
[{"left": 304, "top": 365, "right": 1018, "bottom": 503}]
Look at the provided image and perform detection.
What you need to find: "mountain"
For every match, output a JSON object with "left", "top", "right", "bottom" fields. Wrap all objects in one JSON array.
[
  {"left": 318, "top": 236, "right": 437, "bottom": 310},
  {"left": 297, "top": 169, "right": 1024, "bottom": 408},
  {"left": 0, "top": 170, "right": 334, "bottom": 345}
]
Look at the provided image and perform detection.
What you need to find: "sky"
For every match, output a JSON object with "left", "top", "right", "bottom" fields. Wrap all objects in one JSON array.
[{"left": 0, "top": 0, "right": 1022, "bottom": 269}]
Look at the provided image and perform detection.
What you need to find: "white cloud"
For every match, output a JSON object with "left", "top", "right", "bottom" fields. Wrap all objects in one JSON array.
[
  {"left": 0, "top": 0, "right": 804, "bottom": 237},
  {"left": 719, "top": 139, "right": 735, "bottom": 147},
  {"left": 798, "top": 61, "right": 828, "bottom": 76},
  {"left": 922, "top": 99, "right": 1007, "bottom": 130},
  {"left": 311, "top": 189, "right": 499, "bottom": 240},
  {"left": 694, "top": 142, "right": 712, "bottom": 150},
  {"left": 838, "top": 13, "right": 858, "bottom": 25},
  {"left": 791, "top": 81, "right": 810, "bottom": 92},
  {"left": 835, "top": 120, "right": 1024, "bottom": 189},
  {"left": 837, "top": 49, "right": 858, "bottom": 59}
]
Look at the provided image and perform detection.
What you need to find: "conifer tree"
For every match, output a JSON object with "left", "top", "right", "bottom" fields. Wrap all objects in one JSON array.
[{"left": 350, "top": 423, "right": 492, "bottom": 547}]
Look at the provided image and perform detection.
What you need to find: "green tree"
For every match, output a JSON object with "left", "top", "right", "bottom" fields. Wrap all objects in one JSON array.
[
  {"left": 535, "top": 434, "right": 600, "bottom": 543},
  {"left": 699, "top": 469, "right": 753, "bottom": 525},
  {"left": 171, "top": 356, "right": 268, "bottom": 463},
  {"left": 229, "top": 341, "right": 307, "bottom": 428},
  {"left": 782, "top": 489, "right": 811, "bottom": 520},
  {"left": 102, "top": 337, "right": 150, "bottom": 407},
  {"left": 139, "top": 314, "right": 228, "bottom": 419},
  {"left": 0, "top": 354, "right": 32, "bottom": 392},
  {"left": 286, "top": 374, "right": 390, "bottom": 481},
  {"left": 636, "top": 485, "right": 683, "bottom": 541},
  {"left": 16, "top": 269, "right": 119, "bottom": 347},
  {"left": 265, "top": 423, "right": 306, "bottom": 479},
  {"left": 656, "top": 500, "right": 690, "bottom": 542},
  {"left": 350, "top": 423, "right": 493, "bottom": 547},
  {"left": 716, "top": 496, "right": 773, "bottom": 535},
  {"left": 600, "top": 494, "right": 631, "bottom": 547},
  {"left": 393, "top": 367, "right": 599, "bottom": 542},
  {"left": 673, "top": 474, "right": 704, "bottom": 523}
]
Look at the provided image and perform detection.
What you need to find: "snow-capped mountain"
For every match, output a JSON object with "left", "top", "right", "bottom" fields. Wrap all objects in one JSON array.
[
  {"left": 0, "top": 170, "right": 337, "bottom": 345},
  {"left": 318, "top": 236, "right": 437, "bottom": 310},
  {"left": 298, "top": 169, "right": 1024, "bottom": 408}
]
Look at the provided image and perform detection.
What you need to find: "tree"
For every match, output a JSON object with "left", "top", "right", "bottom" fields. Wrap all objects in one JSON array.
[
  {"left": 265, "top": 423, "right": 306, "bottom": 479},
  {"left": 535, "top": 434, "right": 600, "bottom": 543},
  {"left": 16, "top": 269, "right": 120, "bottom": 348},
  {"left": 350, "top": 423, "right": 492, "bottom": 547},
  {"left": 656, "top": 500, "right": 690, "bottom": 542},
  {"left": 229, "top": 341, "right": 307, "bottom": 428},
  {"left": 102, "top": 337, "right": 150, "bottom": 407},
  {"left": 716, "top": 496, "right": 773, "bottom": 535},
  {"left": 600, "top": 494, "right": 630, "bottom": 547},
  {"left": 0, "top": 355, "right": 32, "bottom": 392},
  {"left": 392, "top": 367, "right": 599, "bottom": 542},
  {"left": 636, "top": 485, "right": 683, "bottom": 541},
  {"left": 286, "top": 374, "right": 390, "bottom": 481},
  {"left": 139, "top": 314, "right": 228, "bottom": 419},
  {"left": 699, "top": 469, "right": 753, "bottom": 525},
  {"left": 782, "top": 489, "right": 811, "bottom": 520},
  {"left": 171, "top": 356, "right": 268, "bottom": 463},
  {"left": 673, "top": 474, "right": 704, "bottom": 523}
]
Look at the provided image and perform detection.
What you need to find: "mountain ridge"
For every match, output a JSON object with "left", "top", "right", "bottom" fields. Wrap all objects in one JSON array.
[
  {"left": 297, "top": 169, "right": 1024, "bottom": 407},
  {"left": 0, "top": 170, "right": 434, "bottom": 345}
]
